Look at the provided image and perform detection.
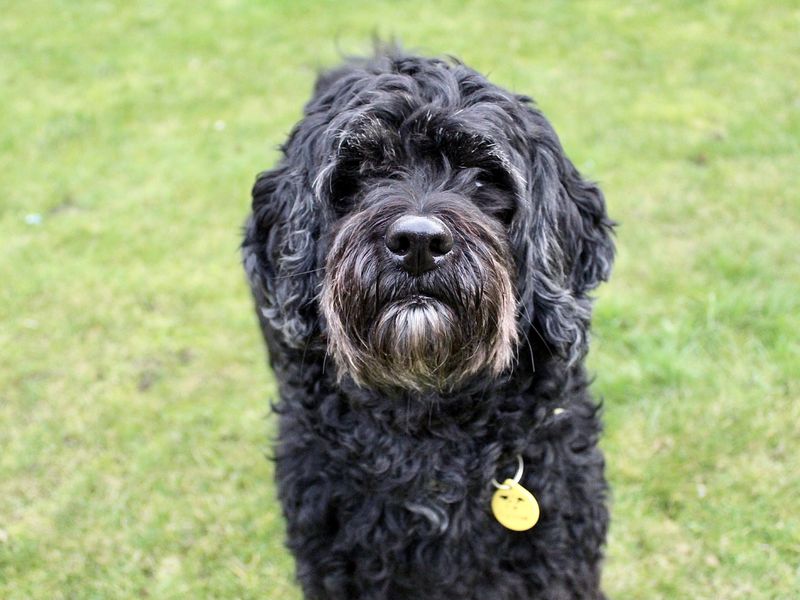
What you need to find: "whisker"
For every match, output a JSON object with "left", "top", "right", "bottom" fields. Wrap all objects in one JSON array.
[{"left": 274, "top": 267, "right": 326, "bottom": 280}]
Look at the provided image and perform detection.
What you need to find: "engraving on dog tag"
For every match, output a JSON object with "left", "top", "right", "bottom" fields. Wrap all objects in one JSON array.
[{"left": 491, "top": 479, "right": 540, "bottom": 531}]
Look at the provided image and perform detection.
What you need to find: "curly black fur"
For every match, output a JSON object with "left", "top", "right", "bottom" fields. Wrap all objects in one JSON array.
[{"left": 243, "top": 48, "right": 615, "bottom": 600}]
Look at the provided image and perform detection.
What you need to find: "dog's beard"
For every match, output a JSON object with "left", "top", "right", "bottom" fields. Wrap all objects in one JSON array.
[
  {"left": 370, "top": 297, "right": 458, "bottom": 390},
  {"left": 320, "top": 199, "right": 518, "bottom": 393}
]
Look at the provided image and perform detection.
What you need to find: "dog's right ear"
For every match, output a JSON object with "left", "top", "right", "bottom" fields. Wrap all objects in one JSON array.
[
  {"left": 243, "top": 61, "right": 371, "bottom": 351},
  {"left": 242, "top": 162, "right": 321, "bottom": 350}
]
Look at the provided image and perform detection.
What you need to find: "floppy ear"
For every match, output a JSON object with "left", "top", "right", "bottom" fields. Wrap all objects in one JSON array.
[
  {"left": 557, "top": 154, "right": 615, "bottom": 296},
  {"left": 513, "top": 103, "right": 615, "bottom": 366},
  {"left": 242, "top": 61, "right": 373, "bottom": 352},
  {"left": 242, "top": 162, "right": 322, "bottom": 350}
]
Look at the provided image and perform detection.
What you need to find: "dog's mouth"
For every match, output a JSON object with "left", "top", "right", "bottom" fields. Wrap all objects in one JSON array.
[
  {"left": 402, "top": 293, "right": 445, "bottom": 307},
  {"left": 386, "top": 278, "right": 458, "bottom": 310},
  {"left": 374, "top": 290, "right": 458, "bottom": 340},
  {"left": 366, "top": 297, "right": 460, "bottom": 390},
  {"left": 372, "top": 296, "right": 456, "bottom": 346}
]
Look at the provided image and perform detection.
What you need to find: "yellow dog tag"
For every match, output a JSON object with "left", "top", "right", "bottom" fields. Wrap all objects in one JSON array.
[{"left": 491, "top": 479, "right": 540, "bottom": 531}]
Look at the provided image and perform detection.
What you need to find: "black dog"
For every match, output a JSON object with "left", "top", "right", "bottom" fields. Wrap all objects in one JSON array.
[{"left": 243, "top": 49, "right": 615, "bottom": 600}]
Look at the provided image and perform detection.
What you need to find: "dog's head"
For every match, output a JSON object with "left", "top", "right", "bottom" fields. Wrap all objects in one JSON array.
[{"left": 243, "top": 52, "right": 614, "bottom": 393}]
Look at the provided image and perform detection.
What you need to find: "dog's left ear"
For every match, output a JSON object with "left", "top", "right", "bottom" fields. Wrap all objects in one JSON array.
[
  {"left": 516, "top": 103, "right": 615, "bottom": 299},
  {"left": 513, "top": 103, "right": 615, "bottom": 365},
  {"left": 556, "top": 151, "right": 615, "bottom": 296}
]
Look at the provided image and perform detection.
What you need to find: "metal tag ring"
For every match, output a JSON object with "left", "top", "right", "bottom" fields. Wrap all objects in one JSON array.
[{"left": 491, "top": 454, "right": 524, "bottom": 490}]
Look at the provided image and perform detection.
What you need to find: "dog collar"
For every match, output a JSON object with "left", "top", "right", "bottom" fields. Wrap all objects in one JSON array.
[{"left": 490, "top": 454, "right": 540, "bottom": 531}]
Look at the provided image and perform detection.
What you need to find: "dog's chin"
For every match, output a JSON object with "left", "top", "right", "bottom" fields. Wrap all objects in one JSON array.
[
  {"left": 359, "top": 296, "right": 454, "bottom": 391},
  {"left": 323, "top": 292, "right": 514, "bottom": 394},
  {"left": 374, "top": 297, "right": 455, "bottom": 354},
  {"left": 322, "top": 263, "right": 520, "bottom": 393}
]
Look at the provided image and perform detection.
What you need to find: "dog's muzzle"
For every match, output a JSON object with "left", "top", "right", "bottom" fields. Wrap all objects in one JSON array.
[{"left": 320, "top": 193, "right": 518, "bottom": 393}]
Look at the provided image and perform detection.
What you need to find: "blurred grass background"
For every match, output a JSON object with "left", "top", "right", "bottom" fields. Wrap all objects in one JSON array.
[{"left": 1, "top": 1, "right": 798, "bottom": 598}]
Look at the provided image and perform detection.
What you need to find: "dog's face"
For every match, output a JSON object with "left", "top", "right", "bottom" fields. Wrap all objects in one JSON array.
[
  {"left": 244, "top": 54, "right": 614, "bottom": 393},
  {"left": 321, "top": 169, "right": 518, "bottom": 392}
]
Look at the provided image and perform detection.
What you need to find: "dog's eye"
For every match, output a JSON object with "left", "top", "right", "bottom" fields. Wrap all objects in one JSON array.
[
  {"left": 473, "top": 169, "right": 516, "bottom": 225},
  {"left": 330, "top": 175, "right": 360, "bottom": 215},
  {"left": 476, "top": 167, "right": 512, "bottom": 190}
]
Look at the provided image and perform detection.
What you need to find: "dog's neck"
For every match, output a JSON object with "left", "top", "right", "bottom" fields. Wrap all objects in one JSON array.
[{"left": 272, "top": 342, "right": 578, "bottom": 439}]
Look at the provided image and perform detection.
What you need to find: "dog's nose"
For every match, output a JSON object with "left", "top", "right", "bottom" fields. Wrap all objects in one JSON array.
[{"left": 385, "top": 215, "right": 454, "bottom": 275}]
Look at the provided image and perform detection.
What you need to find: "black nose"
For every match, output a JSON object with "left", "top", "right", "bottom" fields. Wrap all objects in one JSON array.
[{"left": 385, "top": 215, "right": 454, "bottom": 275}]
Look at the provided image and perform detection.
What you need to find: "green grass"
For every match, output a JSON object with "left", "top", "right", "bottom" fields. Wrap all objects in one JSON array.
[{"left": 1, "top": 1, "right": 798, "bottom": 598}]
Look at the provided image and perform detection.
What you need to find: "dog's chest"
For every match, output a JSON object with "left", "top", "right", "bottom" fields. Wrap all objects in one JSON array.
[
  {"left": 304, "top": 398, "right": 545, "bottom": 539},
  {"left": 278, "top": 391, "right": 606, "bottom": 598},
  {"left": 325, "top": 426, "right": 508, "bottom": 541}
]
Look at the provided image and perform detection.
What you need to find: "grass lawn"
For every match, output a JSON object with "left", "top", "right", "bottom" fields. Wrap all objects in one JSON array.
[{"left": 1, "top": 1, "right": 798, "bottom": 598}]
